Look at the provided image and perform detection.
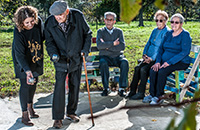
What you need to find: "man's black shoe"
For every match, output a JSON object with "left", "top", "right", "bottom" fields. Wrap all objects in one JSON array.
[
  {"left": 130, "top": 93, "right": 144, "bottom": 100},
  {"left": 118, "top": 90, "right": 126, "bottom": 97},
  {"left": 101, "top": 89, "right": 111, "bottom": 96}
]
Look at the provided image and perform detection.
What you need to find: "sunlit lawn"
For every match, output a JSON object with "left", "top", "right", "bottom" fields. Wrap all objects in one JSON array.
[{"left": 0, "top": 21, "right": 200, "bottom": 97}]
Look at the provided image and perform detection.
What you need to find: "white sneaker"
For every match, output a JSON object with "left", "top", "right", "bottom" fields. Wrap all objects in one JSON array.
[
  {"left": 142, "top": 95, "right": 153, "bottom": 103},
  {"left": 150, "top": 97, "right": 163, "bottom": 105}
]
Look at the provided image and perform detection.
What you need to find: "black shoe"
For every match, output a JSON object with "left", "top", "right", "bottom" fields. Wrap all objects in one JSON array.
[
  {"left": 118, "top": 90, "right": 126, "bottom": 97},
  {"left": 130, "top": 93, "right": 145, "bottom": 100},
  {"left": 101, "top": 89, "right": 111, "bottom": 96},
  {"left": 125, "top": 91, "right": 136, "bottom": 99}
]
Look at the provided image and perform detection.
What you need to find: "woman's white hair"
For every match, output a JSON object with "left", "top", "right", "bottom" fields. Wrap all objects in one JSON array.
[{"left": 170, "top": 13, "right": 185, "bottom": 23}]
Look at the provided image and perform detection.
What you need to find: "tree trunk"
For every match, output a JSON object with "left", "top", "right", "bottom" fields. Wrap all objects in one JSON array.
[
  {"left": 181, "top": 1, "right": 187, "bottom": 24},
  {"left": 96, "top": 18, "right": 98, "bottom": 30},
  {"left": 138, "top": 7, "right": 144, "bottom": 27},
  {"left": 185, "top": 8, "right": 188, "bottom": 24},
  {"left": 138, "top": 0, "right": 155, "bottom": 26}
]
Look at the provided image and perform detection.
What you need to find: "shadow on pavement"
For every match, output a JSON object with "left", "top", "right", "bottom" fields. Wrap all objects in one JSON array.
[
  {"left": 8, "top": 118, "right": 29, "bottom": 130},
  {"left": 124, "top": 100, "right": 176, "bottom": 130},
  {"left": 77, "top": 92, "right": 123, "bottom": 116},
  {"left": 16, "top": 92, "right": 124, "bottom": 129},
  {"left": 34, "top": 93, "right": 53, "bottom": 109}
]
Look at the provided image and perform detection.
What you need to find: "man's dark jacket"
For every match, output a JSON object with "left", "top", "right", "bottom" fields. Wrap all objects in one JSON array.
[{"left": 44, "top": 8, "right": 92, "bottom": 73}]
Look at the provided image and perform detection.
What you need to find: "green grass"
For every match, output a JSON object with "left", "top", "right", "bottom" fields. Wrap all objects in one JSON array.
[{"left": 0, "top": 21, "right": 200, "bottom": 97}]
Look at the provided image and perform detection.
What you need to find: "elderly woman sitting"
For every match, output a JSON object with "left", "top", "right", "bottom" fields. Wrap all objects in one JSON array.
[
  {"left": 127, "top": 10, "right": 169, "bottom": 100},
  {"left": 143, "top": 13, "right": 192, "bottom": 105}
]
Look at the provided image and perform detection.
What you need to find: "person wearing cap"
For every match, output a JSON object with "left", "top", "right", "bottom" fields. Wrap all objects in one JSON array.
[
  {"left": 44, "top": 0, "right": 92, "bottom": 128},
  {"left": 97, "top": 12, "right": 129, "bottom": 97}
]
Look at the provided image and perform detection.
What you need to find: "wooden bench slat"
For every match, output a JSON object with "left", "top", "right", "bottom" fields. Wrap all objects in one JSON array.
[
  {"left": 86, "top": 55, "right": 99, "bottom": 62},
  {"left": 191, "top": 44, "right": 200, "bottom": 53},
  {"left": 81, "top": 37, "right": 121, "bottom": 85}
]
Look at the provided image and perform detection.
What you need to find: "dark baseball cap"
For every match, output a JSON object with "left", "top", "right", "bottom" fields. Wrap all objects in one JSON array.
[{"left": 49, "top": 1, "right": 68, "bottom": 15}]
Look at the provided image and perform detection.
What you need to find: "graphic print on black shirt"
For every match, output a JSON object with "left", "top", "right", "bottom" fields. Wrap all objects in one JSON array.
[{"left": 28, "top": 39, "right": 43, "bottom": 63}]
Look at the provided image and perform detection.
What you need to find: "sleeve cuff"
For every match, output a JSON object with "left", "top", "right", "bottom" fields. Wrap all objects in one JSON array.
[{"left": 23, "top": 66, "right": 30, "bottom": 72}]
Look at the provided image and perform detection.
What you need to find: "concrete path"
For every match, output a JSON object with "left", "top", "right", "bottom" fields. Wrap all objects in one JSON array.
[{"left": 0, "top": 92, "right": 199, "bottom": 130}]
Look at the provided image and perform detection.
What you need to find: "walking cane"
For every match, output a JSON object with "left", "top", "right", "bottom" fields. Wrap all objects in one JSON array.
[{"left": 82, "top": 54, "right": 95, "bottom": 126}]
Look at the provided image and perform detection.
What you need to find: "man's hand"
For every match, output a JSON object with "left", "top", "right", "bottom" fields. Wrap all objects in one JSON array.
[
  {"left": 81, "top": 52, "right": 85, "bottom": 56},
  {"left": 160, "top": 62, "right": 169, "bottom": 68},
  {"left": 113, "top": 38, "right": 119, "bottom": 46},
  {"left": 151, "top": 63, "right": 160, "bottom": 72},
  {"left": 25, "top": 71, "right": 35, "bottom": 85},
  {"left": 52, "top": 54, "right": 59, "bottom": 63}
]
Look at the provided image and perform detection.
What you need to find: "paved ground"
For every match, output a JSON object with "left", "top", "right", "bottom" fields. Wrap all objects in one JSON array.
[{"left": 0, "top": 92, "right": 199, "bottom": 130}]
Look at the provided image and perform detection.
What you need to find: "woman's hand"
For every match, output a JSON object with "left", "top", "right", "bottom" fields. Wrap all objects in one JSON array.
[
  {"left": 160, "top": 62, "right": 169, "bottom": 68},
  {"left": 25, "top": 71, "right": 35, "bottom": 85},
  {"left": 143, "top": 54, "right": 152, "bottom": 64},
  {"left": 151, "top": 63, "right": 161, "bottom": 71}
]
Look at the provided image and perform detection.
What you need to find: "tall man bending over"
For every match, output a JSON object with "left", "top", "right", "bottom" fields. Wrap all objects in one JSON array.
[
  {"left": 97, "top": 12, "right": 129, "bottom": 97},
  {"left": 44, "top": 1, "right": 92, "bottom": 128}
]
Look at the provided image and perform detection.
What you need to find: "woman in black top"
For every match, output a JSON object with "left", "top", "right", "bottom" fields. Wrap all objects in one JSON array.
[{"left": 12, "top": 6, "right": 43, "bottom": 126}]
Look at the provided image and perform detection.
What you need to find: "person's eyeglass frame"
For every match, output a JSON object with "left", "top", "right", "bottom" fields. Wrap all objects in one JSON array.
[
  {"left": 170, "top": 21, "right": 182, "bottom": 24},
  {"left": 155, "top": 19, "right": 164, "bottom": 23},
  {"left": 105, "top": 18, "right": 114, "bottom": 22}
]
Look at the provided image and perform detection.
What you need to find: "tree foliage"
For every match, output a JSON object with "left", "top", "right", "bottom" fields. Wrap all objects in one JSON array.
[
  {"left": 165, "top": 0, "right": 200, "bottom": 22},
  {"left": 0, "top": 0, "right": 200, "bottom": 26},
  {"left": 67, "top": 0, "right": 81, "bottom": 8},
  {"left": 120, "top": 0, "right": 200, "bottom": 25},
  {"left": 0, "top": 0, "right": 81, "bottom": 24},
  {"left": 0, "top": 0, "right": 27, "bottom": 25},
  {"left": 78, "top": 0, "right": 96, "bottom": 23},
  {"left": 26, "top": 0, "right": 55, "bottom": 20},
  {"left": 94, "top": 0, "right": 120, "bottom": 22}
]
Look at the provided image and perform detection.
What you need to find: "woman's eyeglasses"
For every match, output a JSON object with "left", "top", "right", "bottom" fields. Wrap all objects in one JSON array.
[
  {"left": 155, "top": 19, "right": 163, "bottom": 23},
  {"left": 170, "top": 21, "right": 181, "bottom": 24},
  {"left": 105, "top": 18, "right": 114, "bottom": 22}
]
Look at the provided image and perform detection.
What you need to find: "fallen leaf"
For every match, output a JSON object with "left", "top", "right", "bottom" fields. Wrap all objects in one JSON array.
[{"left": 152, "top": 119, "right": 157, "bottom": 122}]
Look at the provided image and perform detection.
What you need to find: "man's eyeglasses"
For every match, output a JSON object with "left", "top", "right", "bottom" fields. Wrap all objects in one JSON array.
[
  {"left": 170, "top": 21, "right": 181, "bottom": 24},
  {"left": 155, "top": 19, "right": 163, "bottom": 23},
  {"left": 105, "top": 18, "right": 114, "bottom": 22}
]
